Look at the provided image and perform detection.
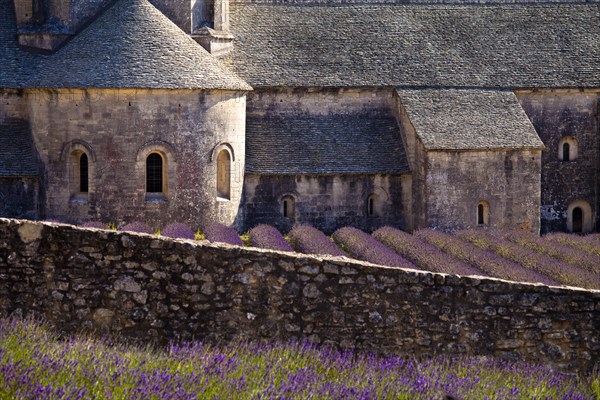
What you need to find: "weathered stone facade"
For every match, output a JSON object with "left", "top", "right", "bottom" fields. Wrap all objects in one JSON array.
[
  {"left": 517, "top": 91, "right": 600, "bottom": 234},
  {"left": 0, "top": 219, "right": 598, "bottom": 372},
  {"left": 27, "top": 88, "right": 246, "bottom": 229},
  {"left": 242, "top": 174, "right": 410, "bottom": 234}
]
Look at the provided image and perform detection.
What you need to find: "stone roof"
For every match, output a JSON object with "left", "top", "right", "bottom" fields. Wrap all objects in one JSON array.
[
  {"left": 0, "top": 119, "right": 39, "bottom": 177},
  {"left": 245, "top": 112, "right": 410, "bottom": 174},
  {"left": 227, "top": 3, "right": 600, "bottom": 88},
  {"left": 397, "top": 89, "right": 544, "bottom": 150},
  {"left": 0, "top": 0, "right": 251, "bottom": 90}
]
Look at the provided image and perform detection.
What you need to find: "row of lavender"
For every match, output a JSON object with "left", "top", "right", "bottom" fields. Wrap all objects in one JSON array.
[{"left": 71, "top": 220, "right": 600, "bottom": 290}]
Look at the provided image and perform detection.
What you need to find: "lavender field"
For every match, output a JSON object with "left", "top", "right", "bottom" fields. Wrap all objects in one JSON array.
[
  {"left": 1, "top": 317, "right": 597, "bottom": 399},
  {"left": 72, "top": 219, "right": 600, "bottom": 290}
]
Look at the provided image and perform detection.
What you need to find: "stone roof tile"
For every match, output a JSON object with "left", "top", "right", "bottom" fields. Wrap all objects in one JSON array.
[
  {"left": 0, "top": 119, "right": 39, "bottom": 177},
  {"left": 246, "top": 112, "right": 410, "bottom": 174},
  {"left": 227, "top": 3, "right": 600, "bottom": 88},
  {"left": 397, "top": 89, "right": 544, "bottom": 150}
]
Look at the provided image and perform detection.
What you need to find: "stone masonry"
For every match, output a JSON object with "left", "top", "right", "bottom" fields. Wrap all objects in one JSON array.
[{"left": 0, "top": 218, "right": 598, "bottom": 373}]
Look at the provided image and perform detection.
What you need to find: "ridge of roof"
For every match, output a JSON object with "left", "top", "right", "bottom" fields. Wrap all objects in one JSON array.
[{"left": 1, "top": 0, "right": 251, "bottom": 90}]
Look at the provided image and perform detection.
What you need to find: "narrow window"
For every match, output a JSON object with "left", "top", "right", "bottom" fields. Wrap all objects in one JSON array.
[
  {"left": 367, "top": 194, "right": 379, "bottom": 217},
  {"left": 216, "top": 150, "right": 231, "bottom": 199},
  {"left": 563, "top": 143, "right": 570, "bottom": 162},
  {"left": 281, "top": 195, "right": 295, "bottom": 218},
  {"left": 572, "top": 207, "right": 583, "bottom": 233},
  {"left": 79, "top": 153, "right": 88, "bottom": 193},
  {"left": 477, "top": 201, "right": 489, "bottom": 226},
  {"left": 368, "top": 197, "right": 375, "bottom": 216},
  {"left": 146, "top": 153, "right": 163, "bottom": 193}
]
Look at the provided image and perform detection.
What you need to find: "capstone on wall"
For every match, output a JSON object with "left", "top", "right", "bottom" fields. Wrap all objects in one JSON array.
[
  {"left": 242, "top": 174, "right": 411, "bottom": 234},
  {"left": 27, "top": 88, "right": 246, "bottom": 230},
  {"left": 422, "top": 150, "right": 542, "bottom": 232},
  {"left": 0, "top": 218, "right": 598, "bottom": 373},
  {"left": 517, "top": 91, "right": 600, "bottom": 234}
]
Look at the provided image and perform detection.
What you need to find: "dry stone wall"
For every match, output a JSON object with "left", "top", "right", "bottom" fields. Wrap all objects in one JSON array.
[{"left": 0, "top": 218, "right": 598, "bottom": 373}]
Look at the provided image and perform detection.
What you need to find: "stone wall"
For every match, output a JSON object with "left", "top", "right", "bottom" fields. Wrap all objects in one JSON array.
[
  {"left": 422, "top": 150, "right": 542, "bottom": 232},
  {"left": 0, "top": 218, "right": 598, "bottom": 373},
  {"left": 517, "top": 91, "right": 600, "bottom": 234},
  {"left": 27, "top": 88, "right": 246, "bottom": 231},
  {"left": 242, "top": 173, "right": 410, "bottom": 234}
]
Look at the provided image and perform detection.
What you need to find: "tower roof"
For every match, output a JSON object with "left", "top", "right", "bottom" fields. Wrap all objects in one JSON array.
[{"left": 0, "top": 0, "right": 250, "bottom": 90}]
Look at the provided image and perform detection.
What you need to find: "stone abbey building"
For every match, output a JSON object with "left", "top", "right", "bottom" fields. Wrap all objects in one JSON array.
[{"left": 0, "top": 0, "right": 598, "bottom": 234}]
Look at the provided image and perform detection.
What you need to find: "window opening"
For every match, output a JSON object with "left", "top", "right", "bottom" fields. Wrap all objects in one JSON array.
[
  {"left": 146, "top": 153, "right": 163, "bottom": 193},
  {"left": 368, "top": 197, "right": 375, "bottom": 216},
  {"left": 281, "top": 195, "right": 295, "bottom": 218},
  {"left": 478, "top": 204, "right": 484, "bottom": 225},
  {"left": 216, "top": 150, "right": 231, "bottom": 199},
  {"left": 572, "top": 207, "right": 583, "bottom": 233},
  {"left": 563, "top": 143, "right": 570, "bottom": 162},
  {"left": 79, "top": 153, "right": 88, "bottom": 193}
]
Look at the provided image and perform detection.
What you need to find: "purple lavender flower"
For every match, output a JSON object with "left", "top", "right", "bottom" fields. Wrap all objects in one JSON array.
[
  {"left": 373, "top": 226, "right": 481, "bottom": 276},
  {"left": 332, "top": 227, "right": 417, "bottom": 270},
  {"left": 204, "top": 223, "right": 243, "bottom": 246},
  {"left": 457, "top": 229, "right": 600, "bottom": 290},
  {"left": 248, "top": 225, "right": 293, "bottom": 252},
  {"left": 161, "top": 223, "right": 195, "bottom": 240},
  {"left": 504, "top": 230, "right": 600, "bottom": 274},
  {"left": 545, "top": 232, "right": 600, "bottom": 260},
  {"left": 415, "top": 229, "right": 558, "bottom": 286},
  {"left": 288, "top": 225, "right": 347, "bottom": 257},
  {"left": 119, "top": 221, "right": 154, "bottom": 235}
]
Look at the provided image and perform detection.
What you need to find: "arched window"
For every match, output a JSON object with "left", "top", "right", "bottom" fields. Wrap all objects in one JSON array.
[
  {"left": 572, "top": 207, "right": 583, "bottom": 233},
  {"left": 367, "top": 194, "right": 379, "bottom": 217},
  {"left": 477, "top": 201, "right": 489, "bottom": 226},
  {"left": 559, "top": 136, "right": 577, "bottom": 161},
  {"left": 216, "top": 150, "right": 231, "bottom": 199},
  {"left": 567, "top": 200, "right": 592, "bottom": 233},
  {"left": 281, "top": 195, "right": 295, "bottom": 218},
  {"left": 146, "top": 152, "right": 164, "bottom": 193},
  {"left": 79, "top": 153, "right": 88, "bottom": 193}
]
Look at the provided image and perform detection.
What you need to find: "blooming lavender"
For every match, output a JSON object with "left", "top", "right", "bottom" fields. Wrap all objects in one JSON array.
[
  {"left": 373, "top": 226, "right": 481, "bottom": 276},
  {"left": 545, "top": 232, "right": 600, "bottom": 259},
  {"left": 203, "top": 223, "right": 243, "bottom": 246},
  {"left": 80, "top": 221, "right": 107, "bottom": 229},
  {"left": 332, "top": 227, "right": 417, "bottom": 270},
  {"left": 288, "top": 225, "right": 347, "bottom": 257},
  {"left": 415, "top": 229, "right": 559, "bottom": 286},
  {"left": 504, "top": 230, "right": 600, "bottom": 274},
  {"left": 119, "top": 221, "right": 154, "bottom": 235},
  {"left": 248, "top": 224, "right": 294, "bottom": 252},
  {"left": 457, "top": 229, "right": 600, "bottom": 290},
  {"left": 161, "top": 223, "right": 195, "bottom": 240},
  {"left": 0, "top": 317, "right": 596, "bottom": 399}
]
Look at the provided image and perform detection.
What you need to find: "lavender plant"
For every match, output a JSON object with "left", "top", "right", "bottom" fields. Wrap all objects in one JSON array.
[
  {"left": 504, "top": 230, "right": 600, "bottom": 274},
  {"left": 248, "top": 224, "right": 294, "bottom": 252},
  {"left": 545, "top": 232, "right": 600, "bottom": 259},
  {"left": 415, "top": 229, "right": 558, "bottom": 286},
  {"left": 161, "top": 223, "right": 195, "bottom": 240},
  {"left": 0, "top": 317, "right": 597, "bottom": 399},
  {"left": 204, "top": 223, "right": 243, "bottom": 246},
  {"left": 288, "top": 225, "right": 347, "bottom": 257},
  {"left": 457, "top": 229, "right": 600, "bottom": 290},
  {"left": 373, "top": 227, "right": 481, "bottom": 276},
  {"left": 332, "top": 227, "right": 417, "bottom": 270},
  {"left": 119, "top": 221, "right": 154, "bottom": 235}
]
